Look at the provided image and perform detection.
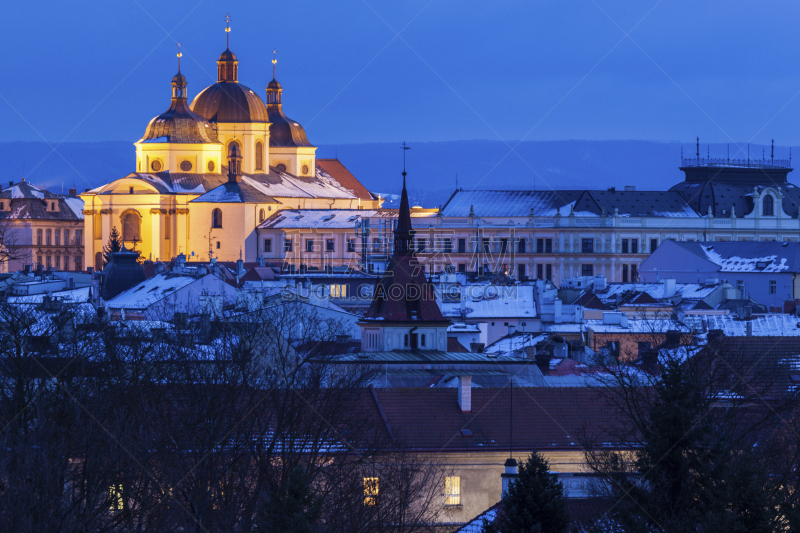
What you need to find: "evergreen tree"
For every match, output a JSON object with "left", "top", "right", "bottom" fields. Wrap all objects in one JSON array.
[
  {"left": 253, "top": 466, "right": 322, "bottom": 533},
  {"left": 483, "top": 453, "right": 569, "bottom": 533},
  {"left": 102, "top": 226, "right": 122, "bottom": 267}
]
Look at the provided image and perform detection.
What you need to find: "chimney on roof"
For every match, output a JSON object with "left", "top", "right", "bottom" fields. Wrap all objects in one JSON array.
[
  {"left": 746, "top": 321, "right": 753, "bottom": 337},
  {"left": 458, "top": 375, "right": 471, "bottom": 413},
  {"left": 501, "top": 458, "right": 519, "bottom": 496}
]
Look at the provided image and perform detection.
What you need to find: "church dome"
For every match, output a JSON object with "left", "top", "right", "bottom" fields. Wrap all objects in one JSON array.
[
  {"left": 218, "top": 48, "right": 237, "bottom": 62},
  {"left": 265, "top": 78, "right": 313, "bottom": 147},
  {"left": 191, "top": 82, "right": 269, "bottom": 123},
  {"left": 190, "top": 45, "right": 269, "bottom": 123},
  {"left": 139, "top": 71, "right": 219, "bottom": 144}
]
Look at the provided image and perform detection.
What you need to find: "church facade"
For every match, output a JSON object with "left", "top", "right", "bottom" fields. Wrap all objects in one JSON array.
[{"left": 81, "top": 37, "right": 380, "bottom": 270}]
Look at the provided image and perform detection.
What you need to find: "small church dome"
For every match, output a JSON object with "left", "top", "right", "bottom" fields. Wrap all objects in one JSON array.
[{"left": 139, "top": 70, "right": 219, "bottom": 145}]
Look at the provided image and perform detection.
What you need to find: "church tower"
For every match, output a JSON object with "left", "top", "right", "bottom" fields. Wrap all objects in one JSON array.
[
  {"left": 265, "top": 51, "right": 317, "bottom": 176},
  {"left": 190, "top": 17, "right": 271, "bottom": 175},
  {"left": 359, "top": 165, "right": 450, "bottom": 352}
]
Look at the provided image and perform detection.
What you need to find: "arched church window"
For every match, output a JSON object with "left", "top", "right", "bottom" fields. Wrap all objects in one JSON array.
[
  {"left": 212, "top": 208, "right": 223, "bottom": 229},
  {"left": 255, "top": 142, "right": 264, "bottom": 171},
  {"left": 763, "top": 195, "right": 774, "bottom": 216},
  {"left": 276, "top": 163, "right": 286, "bottom": 172},
  {"left": 122, "top": 212, "right": 141, "bottom": 243},
  {"left": 259, "top": 209, "right": 266, "bottom": 223}
]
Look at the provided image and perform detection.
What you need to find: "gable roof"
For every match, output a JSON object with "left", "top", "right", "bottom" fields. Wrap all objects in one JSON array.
[
  {"left": 316, "top": 159, "right": 375, "bottom": 200},
  {"left": 89, "top": 161, "right": 371, "bottom": 201},
  {"left": 441, "top": 190, "right": 583, "bottom": 217},
  {"left": 372, "top": 387, "right": 618, "bottom": 450},
  {"left": 0, "top": 180, "right": 84, "bottom": 221}
]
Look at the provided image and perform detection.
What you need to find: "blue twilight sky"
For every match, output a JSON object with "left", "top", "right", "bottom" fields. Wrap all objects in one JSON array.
[{"left": 4, "top": 0, "right": 800, "bottom": 147}]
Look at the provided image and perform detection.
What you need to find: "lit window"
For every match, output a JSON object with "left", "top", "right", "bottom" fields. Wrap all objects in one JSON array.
[
  {"left": 330, "top": 284, "right": 348, "bottom": 298},
  {"left": 445, "top": 476, "right": 461, "bottom": 506},
  {"left": 363, "top": 477, "right": 379, "bottom": 506},
  {"left": 109, "top": 483, "right": 124, "bottom": 512}
]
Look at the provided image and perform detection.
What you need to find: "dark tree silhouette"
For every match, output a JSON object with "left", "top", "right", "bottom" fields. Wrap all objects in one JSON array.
[
  {"left": 483, "top": 453, "right": 569, "bottom": 533},
  {"left": 102, "top": 226, "right": 122, "bottom": 267}
]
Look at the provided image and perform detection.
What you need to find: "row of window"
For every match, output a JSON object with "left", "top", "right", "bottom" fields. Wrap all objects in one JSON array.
[
  {"left": 270, "top": 236, "right": 659, "bottom": 255},
  {"left": 111, "top": 475, "right": 460, "bottom": 513},
  {"left": 362, "top": 476, "right": 460, "bottom": 506},
  {"left": 36, "top": 228, "right": 82, "bottom": 246},
  {"left": 35, "top": 255, "right": 82, "bottom": 271}
]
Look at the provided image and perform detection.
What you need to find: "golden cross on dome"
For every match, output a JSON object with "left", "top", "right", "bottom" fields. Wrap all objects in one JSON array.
[
  {"left": 225, "top": 13, "right": 231, "bottom": 48},
  {"left": 272, "top": 49, "right": 277, "bottom": 79}
]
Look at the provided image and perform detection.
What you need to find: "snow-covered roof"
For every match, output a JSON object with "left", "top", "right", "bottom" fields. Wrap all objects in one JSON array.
[
  {"left": 672, "top": 241, "right": 800, "bottom": 273},
  {"left": 484, "top": 333, "right": 549, "bottom": 354},
  {"left": 705, "top": 314, "right": 800, "bottom": 336},
  {"left": 259, "top": 208, "right": 437, "bottom": 229},
  {"left": 8, "top": 287, "right": 92, "bottom": 304},
  {"left": 106, "top": 273, "right": 203, "bottom": 309},
  {"left": 90, "top": 163, "right": 370, "bottom": 202},
  {"left": 439, "top": 285, "right": 537, "bottom": 319},
  {"left": 441, "top": 189, "right": 700, "bottom": 218},
  {"left": 545, "top": 317, "right": 690, "bottom": 334},
  {"left": 597, "top": 282, "right": 722, "bottom": 303},
  {"left": 442, "top": 190, "right": 582, "bottom": 217}
]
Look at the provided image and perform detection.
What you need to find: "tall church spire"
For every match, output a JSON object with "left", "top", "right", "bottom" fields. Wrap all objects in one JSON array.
[{"left": 394, "top": 143, "right": 414, "bottom": 254}]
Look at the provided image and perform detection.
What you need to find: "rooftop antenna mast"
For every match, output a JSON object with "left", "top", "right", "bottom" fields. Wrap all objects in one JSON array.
[
  {"left": 772, "top": 139, "right": 775, "bottom": 165},
  {"left": 225, "top": 13, "right": 231, "bottom": 49}
]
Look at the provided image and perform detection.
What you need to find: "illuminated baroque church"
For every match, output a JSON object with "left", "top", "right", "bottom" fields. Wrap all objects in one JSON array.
[{"left": 81, "top": 26, "right": 380, "bottom": 270}]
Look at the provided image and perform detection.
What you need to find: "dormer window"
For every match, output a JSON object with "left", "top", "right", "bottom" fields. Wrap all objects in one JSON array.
[
  {"left": 129, "top": 187, "right": 134, "bottom": 194},
  {"left": 763, "top": 194, "right": 774, "bottom": 216}
]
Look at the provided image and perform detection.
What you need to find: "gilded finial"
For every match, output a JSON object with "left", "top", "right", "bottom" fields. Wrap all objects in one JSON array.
[
  {"left": 272, "top": 49, "right": 277, "bottom": 79},
  {"left": 177, "top": 42, "right": 182, "bottom": 71},
  {"left": 225, "top": 13, "right": 231, "bottom": 48}
]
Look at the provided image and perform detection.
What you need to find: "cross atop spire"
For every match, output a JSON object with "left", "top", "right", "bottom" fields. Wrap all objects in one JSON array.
[
  {"left": 272, "top": 49, "right": 277, "bottom": 79},
  {"left": 225, "top": 13, "right": 231, "bottom": 48},
  {"left": 177, "top": 41, "right": 182, "bottom": 71},
  {"left": 394, "top": 142, "right": 414, "bottom": 255}
]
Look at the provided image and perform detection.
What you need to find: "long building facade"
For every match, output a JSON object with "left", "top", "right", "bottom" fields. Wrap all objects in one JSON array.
[{"left": 256, "top": 158, "right": 800, "bottom": 284}]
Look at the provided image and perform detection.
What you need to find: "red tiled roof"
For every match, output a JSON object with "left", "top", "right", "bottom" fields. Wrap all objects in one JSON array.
[
  {"left": 363, "top": 254, "right": 446, "bottom": 323},
  {"left": 316, "top": 159, "right": 375, "bottom": 201},
  {"left": 372, "top": 387, "right": 619, "bottom": 450},
  {"left": 447, "top": 337, "right": 470, "bottom": 352},
  {"left": 571, "top": 292, "right": 609, "bottom": 310}
]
